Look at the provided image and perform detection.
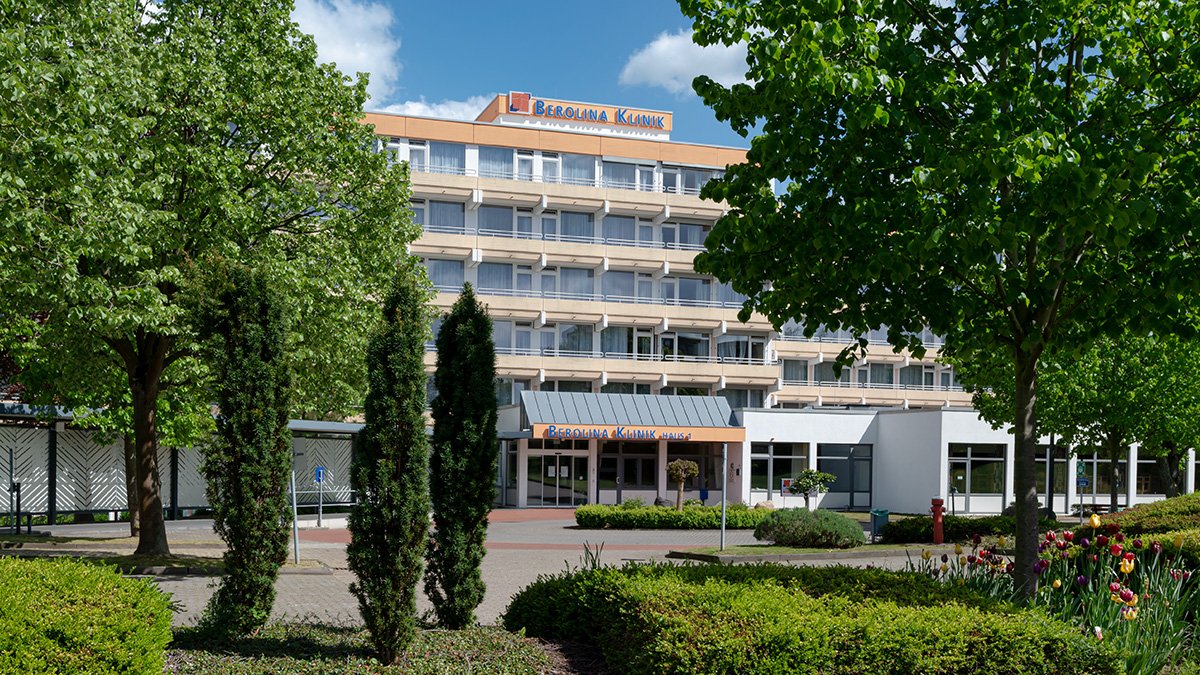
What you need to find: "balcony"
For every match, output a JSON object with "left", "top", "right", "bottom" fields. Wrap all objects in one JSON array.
[{"left": 411, "top": 163, "right": 714, "bottom": 197}]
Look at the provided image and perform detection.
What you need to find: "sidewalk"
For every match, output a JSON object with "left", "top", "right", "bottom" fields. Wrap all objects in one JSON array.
[{"left": 10, "top": 509, "right": 915, "bottom": 626}]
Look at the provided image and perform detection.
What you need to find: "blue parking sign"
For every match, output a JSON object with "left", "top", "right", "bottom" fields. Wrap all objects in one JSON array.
[{"left": 315, "top": 466, "right": 325, "bottom": 483}]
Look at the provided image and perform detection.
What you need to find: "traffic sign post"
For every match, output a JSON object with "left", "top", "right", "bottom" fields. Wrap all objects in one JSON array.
[{"left": 315, "top": 466, "right": 327, "bottom": 528}]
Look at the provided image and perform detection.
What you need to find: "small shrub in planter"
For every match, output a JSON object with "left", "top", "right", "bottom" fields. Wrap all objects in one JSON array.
[
  {"left": 753, "top": 508, "right": 866, "bottom": 548},
  {"left": 0, "top": 558, "right": 172, "bottom": 674}
]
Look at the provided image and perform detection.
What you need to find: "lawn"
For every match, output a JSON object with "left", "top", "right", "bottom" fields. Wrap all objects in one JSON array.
[{"left": 689, "top": 542, "right": 914, "bottom": 556}]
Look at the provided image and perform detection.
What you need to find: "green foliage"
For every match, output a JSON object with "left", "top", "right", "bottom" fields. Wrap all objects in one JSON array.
[
  {"left": 881, "top": 515, "right": 1057, "bottom": 544},
  {"left": 0, "top": 0, "right": 414, "bottom": 555},
  {"left": 195, "top": 263, "right": 293, "bottom": 637},
  {"left": 667, "top": 458, "right": 699, "bottom": 510},
  {"left": 0, "top": 557, "right": 172, "bottom": 674},
  {"left": 168, "top": 623, "right": 554, "bottom": 674},
  {"left": 425, "top": 284, "right": 498, "bottom": 629},
  {"left": 753, "top": 508, "right": 866, "bottom": 548},
  {"left": 347, "top": 265, "right": 432, "bottom": 664},
  {"left": 1097, "top": 493, "right": 1200, "bottom": 536},
  {"left": 575, "top": 503, "right": 767, "bottom": 529},
  {"left": 503, "top": 563, "right": 1117, "bottom": 674},
  {"left": 681, "top": 0, "right": 1200, "bottom": 598}
]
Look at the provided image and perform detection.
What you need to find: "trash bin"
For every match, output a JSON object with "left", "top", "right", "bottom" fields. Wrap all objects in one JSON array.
[{"left": 869, "top": 509, "right": 889, "bottom": 542}]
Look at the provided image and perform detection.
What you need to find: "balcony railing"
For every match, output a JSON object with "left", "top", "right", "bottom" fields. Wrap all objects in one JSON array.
[
  {"left": 781, "top": 378, "right": 964, "bottom": 392},
  {"left": 407, "top": 162, "right": 713, "bottom": 196},
  {"left": 420, "top": 224, "right": 707, "bottom": 251}
]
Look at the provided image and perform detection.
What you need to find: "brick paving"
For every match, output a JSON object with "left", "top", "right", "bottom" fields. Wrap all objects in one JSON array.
[{"left": 31, "top": 509, "right": 913, "bottom": 627}]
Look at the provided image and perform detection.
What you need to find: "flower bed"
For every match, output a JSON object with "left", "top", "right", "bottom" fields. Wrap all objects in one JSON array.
[
  {"left": 574, "top": 502, "right": 770, "bottom": 529},
  {"left": 880, "top": 514, "right": 1057, "bottom": 544},
  {"left": 504, "top": 563, "right": 1118, "bottom": 674},
  {"left": 910, "top": 514, "right": 1199, "bottom": 675},
  {"left": 1091, "top": 492, "right": 1200, "bottom": 536}
]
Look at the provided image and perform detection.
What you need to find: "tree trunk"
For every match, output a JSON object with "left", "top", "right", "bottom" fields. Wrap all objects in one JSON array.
[
  {"left": 126, "top": 339, "right": 170, "bottom": 557},
  {"left": 123, "top": 433, "right": 140, "bottom": 537},
  {"left": 676, "top": 480, "right": 684, "bottom": 511},
  {"left": 1105, "top": 430, "right": 1123, "bottom": 513},
  {"left": 1012, "top": 349, "right": 1040, "bottom": 602}
]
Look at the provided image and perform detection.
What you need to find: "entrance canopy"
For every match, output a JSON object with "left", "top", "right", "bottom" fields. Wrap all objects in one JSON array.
[{"left": 520, "top": 391, "right": 746, "bottom": 443}]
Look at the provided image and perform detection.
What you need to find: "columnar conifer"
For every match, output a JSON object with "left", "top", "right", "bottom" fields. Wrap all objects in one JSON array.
[
  {"left": 197, "top": 262, "right": 293, "bottom": 636},
  {"left": 425, "top": 283, "right": 498, "bottom": 628},
  {"left": 347, "top": 265, "right": 431, "bottom": 663}
]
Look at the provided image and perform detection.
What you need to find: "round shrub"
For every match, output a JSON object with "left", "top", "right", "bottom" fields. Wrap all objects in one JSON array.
[
  {"left": 753, "top": 508, "right": 866, "bottom": 548},
  {"left": 0, "top": 557, "right": 173, "bottom": 674}
]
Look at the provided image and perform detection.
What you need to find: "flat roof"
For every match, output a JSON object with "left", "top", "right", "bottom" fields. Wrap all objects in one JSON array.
[{"left": 522, "top": 391, "right": 736, "bottom": 428}]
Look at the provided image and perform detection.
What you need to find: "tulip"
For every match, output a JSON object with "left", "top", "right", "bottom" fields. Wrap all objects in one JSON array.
[
  {"left": 972, "top": 533, "right": 982, "bottom": 546},
  {"left": 1175, "top": 534, "right": 1185, "bottom": 550},
  {"left": 1109, "top": 582, "right": 1122, "bottom": 593},
  {"left": 1076, "top": 574, "right": 1089, "bottom": 587},
  {"left": 1080, "top": 537, "right": 1091, "bottom": 548},
  {"left": 1062, "top": 531, "right": 1074, "bottom": 542},
  {"left": 1052, "top": 578, "right": 1062, "bottom": 589},
  {"left": 967, "top": 554, "right": 977, "bottom": 564},
  {"left": 1108, "top": 523, "right": 1120, "bottom": 535},
  {"left": 1056, "top": 540, "right": 1068, "bottom": 551},
  {"left": 1005, "top": 562, "right": 1015, "bottom": 574},
  {"left": 955, "top": 543, "right": 963, "bottom": 555},
  {"left": 1046, "top": 531, "right": 1057, "bottom": 541},
  {"left": 1123, "top": 552, "right": 1135, "bottom": 561},
  {"left": 1110, "top": 544, "right": 1123, "bottom": 557},
  {"left": 1089, "top": 514, "right": 1102, "bottom": 529},
  {"left": 1151, "top": 541, "right": 1163, "bottom": 555},
  {"left": 1093, "top": 626, "right": 1103, "bottom": 641},
  {"left": 922, "top": 550, "right": 932, "bottom": 561},
  {"left": 1114, "top": 532, "right": 1125, "bottom": 543},
  {"left": 1122, "top": 606, "right": 1138, "bottom": 621},
  {"left": 940, "top": 563, "right": 947, "bottom": 573},
  {"left": 1097, "top": 534, "right": 1109, "bottom": 546},
  {"left": 998, "top": 535, "right": 1007, "bottom": 548},
  {"left": 959, "top": 555, "right": 968, "bottom": 565},
  {"left": 1060, "top": 551, "right": 1069, "bottom": 559},
  {"left": 1133, "top": 538, "right": 1143, "bottom": 550},
  {"left": 941, "top": 553, "right": 948, "bottom": 563},
  {"left": 1090, "top": 554, "right": 1099, "bottom": 562}
]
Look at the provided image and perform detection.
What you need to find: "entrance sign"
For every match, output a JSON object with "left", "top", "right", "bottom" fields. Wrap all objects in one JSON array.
[
  {"left": 1077, "top": 477, "right": 1090, "bottom": 488},
  {"left": 533, "top": 423, "right": 744, "bottom": 443},
  {"left": 314, "top": 466, "right": 325, "bottom": 483}
]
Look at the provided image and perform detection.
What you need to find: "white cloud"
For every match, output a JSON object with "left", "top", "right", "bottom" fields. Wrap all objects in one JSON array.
[
  {"left": 620, "top": 29, "right": 747, "bottom": 96},
  {"left": 375, "top": 94, "right": 499, "bottom": 121},
  {"left": 293, "top": 0, "right": 402, "bottom": 102}
]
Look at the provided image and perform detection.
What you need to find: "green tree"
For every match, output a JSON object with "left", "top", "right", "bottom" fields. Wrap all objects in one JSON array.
[
  {"left": 347, "top": 264, "right": 432, "bottom": 663},
  {"left": 788, "top": 469, "right": 837, "bottom": 511},
  {"left": 681, "top": 0, "right": 1200, "bottom": 599},
  {"left": 425, "top": 284, "right": 498, "bottom": 629},
  {"left": 667, "top": 459, "right": 699, "bottom": 511},
  {"left": 195, "top": 262, "right": 292, "bottom": 636},
  {"left": 0, "top": 0, "right": 412, "bottom": 555}
]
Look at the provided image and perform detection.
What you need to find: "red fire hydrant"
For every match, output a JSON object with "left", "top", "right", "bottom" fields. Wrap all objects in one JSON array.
[{"left": 931, "top": 497, "right": 946, "bottom": 545}]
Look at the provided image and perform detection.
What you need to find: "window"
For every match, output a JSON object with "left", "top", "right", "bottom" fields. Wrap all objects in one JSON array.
[
  {"left": 516, "top": 265, "right": 533, "bottom": 292},
  {"left": 637, "top": 166, "right": 655, "bottom": 192},
  {"left": 541, "top": 212, "right": 558, "bottom": 238},
  {"left": 478, "top": 262, "right": 513, "bottom": 291},
  {"left": 661, "top": 168, "right": 679, "bottom": 194},
  {"left": 478, "top": 205, "right": 514, "bottom": 235},
  {"left": 410, "top": 201, "right": 426, "bottom": 227},
  {"left": 408, "top": 140, "right": 427, "bottom": 170},
  {"left": 898, "top": 364, "right": 925, "bottom": 387},
  {"left": 492, "top": 320, "right": 513, "bottom": 352},
  {"left": 750, "top": 442, "right": 810, "bottom": 493},
  {"left": 868, "top": 363, "right": 894, "bottom": 385},
  {"left": 517, "top": 151, "right": 534, "bottom": 181},
  {"left": 719, "top": 388, "right": 764, "bottom": 409},
  {"left": 659, "top": 386, "right": 709, "bottom": 396},
  {"left": 782, "top": 360, "right": 809, "bottom": 384},
  {"left": 428, "top": 201, "right": 465, "bottom": 232},
  {"left": 541, "top": 152, "right": 560, "bottom": 183},
  {"left": 380, "top": 137, "right": 403, "bottom": 165},
  {"left": 559, "top": 267, "right": 594, "bottom": 297},
  {"left": 716, "top": 334, "right": 765, "bottom": 363},
  {"left": 637, "top": 273, "right": 654, "bottom": 300},
  {"left": 601, "top": 382, "right": 652, "bottom": 394},
  {"left": 429, "top": 142, "right": 465, "bottom": 174},
  {"left": 602, "top": 270, "right": 634, "bottom": 299},
  {"left": 716, "top": 282, "right": 747, "bottom": 307},
  {"left": 948, "top": 444, "right": 1005, "bottom": 496},
  {"left": 560, "top": 211, "right": 594, "bottom": 241},
  {"left": 817, "top": 444, "right": 872, "bottom": 494},
  {"left": 659, "top": 224, "right": 676, "bottom": 247},
  {"left": 682, "top": 168, "right": 714, "bottom": 194},
  {"left": 602, "top": 161, "right": 636, "bottom": 189},
  {"left": 814, "top": 362, "right": 850, "bottom": 384},
  {"left": 562, "top": 153, "right": 595, "bottom": 186},
  {"left": 515, "top": 323, "right": 533, "bottom": 351},
  {"left": 677, "top": 222, "right": 708, "bottom": 248},
  {"left": 1076, "top": 449, "right": 1128, "bottom": 500},
  {"left": 677, "top": 277, "right": 711, "bottom": 305},
  {"left": 545, "top": 379, "right": 592, "bottom": 393},
  {"left": 601, "top": 442, "right": 657, "bottom": 489},
  {"left": 940, "top": 367, "right": 957, "bottom": 390},
  {"left": 602, "top": 215, "right": 636, "bottom": 243},
  {"left": 1035, "top": 444, "right": 1068, "bottom": 495},
  {"left": 517, "top": 210, "right": 533, "bottom": 236},
  {"left": 425, "top": 259, "right": 464, "bottom": 289},
  {"left": 478, "top": 146, "right": 514, "bottom": 179},
  {"left": 558, "top": 324, "right": 594, "bottom": 353},
  {"left": 494, "top": 377, "right": 530, "bottom": 406},
  {"left": 540, "top": 266, "right": 558, "bottom": 294},
  {"left": 676, "top": 332, "right": 710, "bottom": 359}
]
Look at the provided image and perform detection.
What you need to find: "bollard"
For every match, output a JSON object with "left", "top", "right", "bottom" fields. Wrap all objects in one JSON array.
[{"left": 931, "top": 497, "right": 946, "bottom": 545}]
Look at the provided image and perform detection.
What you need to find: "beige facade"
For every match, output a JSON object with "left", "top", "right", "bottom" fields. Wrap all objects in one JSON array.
[{"left": 364, "top": 96, "right": 971, "bottom": 411}]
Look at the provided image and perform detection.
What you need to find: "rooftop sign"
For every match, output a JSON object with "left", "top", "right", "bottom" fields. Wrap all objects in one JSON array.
[
  {"left": 483, "top": 92, "right": 674, "bottom": 136},
  {"left": 532, "top": 423, "right": 744, "bottom": 444}
]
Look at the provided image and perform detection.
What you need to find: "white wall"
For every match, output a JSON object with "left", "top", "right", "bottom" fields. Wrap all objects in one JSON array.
[{"left": 873, "top": 409, "right": 944, "bottom": 515}]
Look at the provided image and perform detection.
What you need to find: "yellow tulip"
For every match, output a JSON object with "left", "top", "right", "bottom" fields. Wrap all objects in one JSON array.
[
  {"left": 1052, "top": 579, "right": 1062, "bottom": 589},
  {"left": 955, "top": 543, "right": 963, "bottom": 555},
  {"left": 1120, "top": 558, "right": 1135, "bottom": 575},
  {"left": 1089, "top": 514, "right": 1102, "bottom": 529},
  {"left": 960, "top": 555, "right": 968, "bottom": 565},
  {"left": 940, "top": 563, "right": 948, "bottom": 573},
  {"left": 922, "top": 550, "right": 932, "bottom": 561},
  {"left": 1175, "top": 534, "right": 1185, "bottom": 551},
  {"left": 997, "top": 535, "right": 1007, "bottom": 548},
  {"left": 1123, "top": 607, "right": 1138, "bottom": 621}
]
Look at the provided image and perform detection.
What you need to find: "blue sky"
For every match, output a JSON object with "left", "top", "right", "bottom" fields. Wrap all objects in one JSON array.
[{"left": 292, "top": 0, "right": 750, "bottom": 148}]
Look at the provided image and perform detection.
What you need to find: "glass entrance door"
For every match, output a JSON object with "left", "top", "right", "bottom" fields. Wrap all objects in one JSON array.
[{"left": 527, "top": 454, "right": 589, "bottom": 507}]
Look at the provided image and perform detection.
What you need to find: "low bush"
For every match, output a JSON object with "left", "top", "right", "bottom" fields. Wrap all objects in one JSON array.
[
  {"left": 753, "top": 508, "right": 866, "bottom": 548},
  {"left": 0, "top": 557, "right": 173, "bottom": 674},
  {"left": 574, "top": 503, "right": 770, "bottom": 529},
  {"left": 503, "top": 563, "right": 1117, "bottom": 675},
  {"left": 1096, "top": 493, "right": 1200, "bottom": 535},
  {"left": 880, "top": 514, "right": 1057, "bottom": 544}
]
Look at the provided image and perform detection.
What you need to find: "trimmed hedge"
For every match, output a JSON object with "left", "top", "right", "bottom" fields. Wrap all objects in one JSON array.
[
  {"left": 1097, "top": 493, "right": 1200, "bottom": 535},
  {"left": 0, "top": 557, "right": 173, "bottom": 674},
  {"left": 503, "top": 563, "right": 1118, "bottom": 674},
  {"left": 753, "top": 508, "right": 866, "bottom": 548},
  {"left": 880, "top": 514, "right": 1058, "bottom": 544},
  {"left": 574, "top": 503, "right": 771, "bottom": 529}
]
